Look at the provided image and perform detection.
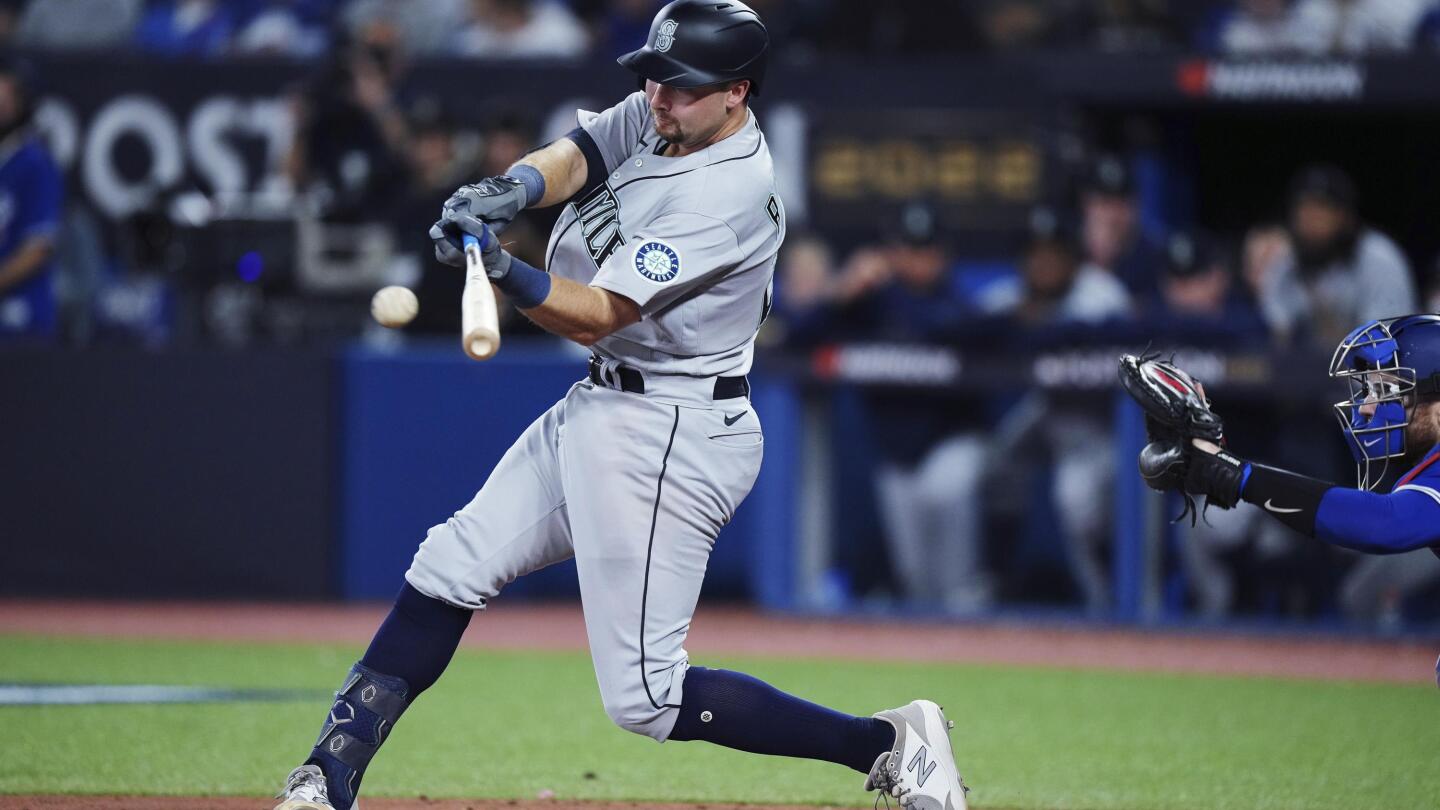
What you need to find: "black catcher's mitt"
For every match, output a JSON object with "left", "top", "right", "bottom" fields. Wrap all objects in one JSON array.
[{"left": 1117, "top": 353, "right": 1228, "bottom": 522}]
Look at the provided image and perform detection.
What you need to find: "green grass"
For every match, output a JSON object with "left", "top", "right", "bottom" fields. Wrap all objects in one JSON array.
[{"left": 0, "top": 634, "right": 1435, "bottom": 810}]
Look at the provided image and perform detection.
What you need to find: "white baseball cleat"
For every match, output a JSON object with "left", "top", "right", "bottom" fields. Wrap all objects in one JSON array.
[
  {"left": 865, "top": 700, "right": 969, "bottom": 810},
  {"left": 274, "top": 763, "right": 351, "bottom": 810}
]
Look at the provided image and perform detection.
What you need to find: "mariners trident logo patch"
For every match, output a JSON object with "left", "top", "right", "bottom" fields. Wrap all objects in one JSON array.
[
  {"left": 655, "top": 19, "right": 678, "bottom": 52},
  {"left": 634, "top": 241, "right": 681, "bottom": 283}
]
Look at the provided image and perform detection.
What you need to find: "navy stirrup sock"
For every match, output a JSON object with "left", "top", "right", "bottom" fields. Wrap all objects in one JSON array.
[
  {"left": 305, "top": 584, "right": 473, "bottom": 809},
  {"left": 667, "top": 667, "right": 895, "bottom": 773},
  {"left": 360, "top": 582, "right": 473, "bottom": 693}
]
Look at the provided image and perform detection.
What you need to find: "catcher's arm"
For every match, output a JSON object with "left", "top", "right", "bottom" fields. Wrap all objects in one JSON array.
[{"left": 1188, "top": 438, "right": 1440, "bottom": 553}]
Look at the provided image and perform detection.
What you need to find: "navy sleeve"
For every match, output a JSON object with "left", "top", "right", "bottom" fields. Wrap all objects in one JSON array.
[
  {"left": 563, "top": 127, "right": 607, "bottom": 202},
  {"left": 1314, "top": 486, "right": 1440, "bottom": 554}
]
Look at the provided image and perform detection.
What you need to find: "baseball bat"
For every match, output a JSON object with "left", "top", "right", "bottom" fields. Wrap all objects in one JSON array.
[{"left": 461, "top": 233, "right": 501, "bottom": 361}]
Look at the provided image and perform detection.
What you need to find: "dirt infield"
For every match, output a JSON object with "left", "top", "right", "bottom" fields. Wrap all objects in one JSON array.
[
  {"left": 0, "top": 599, "right": 1435, "bottom": 684},
  {"left": 0, "top": 798, "right": 843, "bottom": 810}
]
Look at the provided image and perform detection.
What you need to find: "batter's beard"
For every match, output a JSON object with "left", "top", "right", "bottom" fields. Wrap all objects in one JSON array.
[{"left": 653, "top": 119, "right": 684, "bottom": 145}]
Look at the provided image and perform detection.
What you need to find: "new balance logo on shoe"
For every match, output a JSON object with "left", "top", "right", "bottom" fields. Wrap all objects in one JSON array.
[{"left": 908, "top": 746, "right": 937, "bottom": 788}]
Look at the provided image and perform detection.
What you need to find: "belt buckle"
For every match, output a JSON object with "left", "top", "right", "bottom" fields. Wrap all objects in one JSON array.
[{"left": 590, "top": 356, "right": 623, "bottom": 391}]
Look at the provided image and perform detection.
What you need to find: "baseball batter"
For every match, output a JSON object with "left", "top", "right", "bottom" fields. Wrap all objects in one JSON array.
[{"left": 274, "top": 3, "right": 969, "bottom": 810}]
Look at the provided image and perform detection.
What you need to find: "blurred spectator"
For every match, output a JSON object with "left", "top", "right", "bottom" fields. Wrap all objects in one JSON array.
[
  {"left": 452, "top": 0, "right": 590, "bottom": 59},
  {"left": 0, "top": 0, "right": 22, "bottom": 46},
  {"left": 0, "top": 57, "right": 63, "bottom": 340},
  {"left": 395, "top": 98, "right": 471, "bottom": 335},
  {"left": 1078, "top": 154, "right": 1165, "bottom": 305},
  {"left": 814, "top": 0, "right": 981, "bottom": 54},
  {"left": 1214, "top": 0, "right": 1310, "bottom": 54},
  {"left": 17, "top": 0, "right": 142, "bottom": 51},
  {"left": 1424, "top": 255, "right": 1440, "bottom": 313},
  {"left": 1414, "top": 1, "right": 1440, "bottom": 50},
  {"left": 985, "top": 206, "right": 1132, "bottom": 323},
  {"left": 1240, "top": 222, "right": 1292, "bottom": 300},
  {"left": 287, "top": 35, "right": 411, "bottom": 222},
  {"left": 989, "top": 211, "right": 1132, "bottom": 613},
  {"left": 133, "top": 0, "right": 237, "bottom": 58},
  {"left": 972, "top": 0, "right": 1073, "bottom": 50},
  {"left": 1288, "top": 0, "right": 1426, "bottom": 55},
  {"left": 344, "top": 0, "right": 468, "bottom": 57},
  {"left": 1085, "top": 0, "right": 1180, "bottom": 52},
  {"left": 478, "top": 112, "right": 537, "bottom": 176},
  {"left": 1250, "top": 165, "right": 1416, "bottom": 348},
  {"left": 766, "top": 232, "right": 840, "bottom": 348},
  {"left": 574, "top": 0, "right": 660, "bottom": 57},
  {"left": 1339, "top": 550, "right": 1440, "bottom": 627},
  {"left": 1148, "top": 230, "right": 1267, "bottom": 346},
  {"left": 474, "top": 112, "right": 552, "bottom": 335},
  {"left": 1215, "top": 0, "right": 1424, "bottom": 55},
  {"left": 233, "top": 0, "right": 333, "bottom": 58},
  {"left": 838, "top": 204, "right": 996, "bottom": 612}
]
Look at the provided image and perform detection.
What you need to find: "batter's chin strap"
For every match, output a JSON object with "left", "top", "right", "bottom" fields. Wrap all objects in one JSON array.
[{"left": 1239, "top": 463, "right": 1335, "bottom": 537}]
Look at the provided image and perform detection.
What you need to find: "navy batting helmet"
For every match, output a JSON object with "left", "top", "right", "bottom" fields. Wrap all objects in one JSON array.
[
  {"left": 618, "top": 0, "right": 770, "bottom": 95},
  {"left": 1330, "top": 314, "right": 1440, "bottom": 489}
]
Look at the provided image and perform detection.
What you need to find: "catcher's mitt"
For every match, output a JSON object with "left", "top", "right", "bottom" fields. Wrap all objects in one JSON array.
[
  {"left": 1117, "top": 353, "right": 1227, "bottom": 523},
  {"left": 1118, "top": 353, "right": 1224, "bottom": 444}
]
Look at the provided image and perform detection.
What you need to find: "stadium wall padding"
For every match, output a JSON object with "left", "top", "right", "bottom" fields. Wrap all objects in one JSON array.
[
  {"left": 0, "top": 344, "right": 778, "bottom": 600},
  {"left": 0, "top": 347, "right": 337, "bottom": 598}
]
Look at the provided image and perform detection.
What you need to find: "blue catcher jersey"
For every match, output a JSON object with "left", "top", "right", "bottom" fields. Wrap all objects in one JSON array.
[{"left": 1315, "top": 442, "right": 1440, "bottom": 558}]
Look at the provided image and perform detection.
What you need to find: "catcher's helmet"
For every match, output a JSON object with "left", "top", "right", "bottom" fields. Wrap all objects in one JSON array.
[
  {"left": 1330, "top": 314, "right": 1440, "bottom": 489},
  {"left": 618, "top": 0, "right": 769, "bottom": 95}
]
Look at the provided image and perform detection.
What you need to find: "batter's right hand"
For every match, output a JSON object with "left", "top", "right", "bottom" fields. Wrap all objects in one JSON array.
[{"left": 430, "top": 214, "right": 514, "bottom": 281}]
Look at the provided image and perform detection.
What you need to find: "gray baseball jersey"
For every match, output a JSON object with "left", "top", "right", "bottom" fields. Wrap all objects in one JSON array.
[
  {"left": 406, "top": 92, "right": 784, "bottom": 743},
  {"left": 547, "top": 91, "right": 784, "bottom": 378}
]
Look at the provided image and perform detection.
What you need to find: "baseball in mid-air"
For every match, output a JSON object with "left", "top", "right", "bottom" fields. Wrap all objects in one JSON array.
[{"left": 371, "top": 286, "right": 418, "bottom": 328}]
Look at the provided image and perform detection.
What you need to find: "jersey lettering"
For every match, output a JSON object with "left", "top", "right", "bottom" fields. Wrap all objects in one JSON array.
[{"left": 576, "top": 182, "right": 626, "bottom": 269}]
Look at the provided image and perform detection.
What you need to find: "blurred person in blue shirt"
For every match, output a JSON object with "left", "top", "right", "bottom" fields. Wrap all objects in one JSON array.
[
  {"left": 133, "top": 0, "right": 237, "bottom": 57},
  {"left": 0, "top": 58, "right": 62, "bottom": 340},
  {"left": 233, "top": 0, "right": 337, "bottom": 58}
]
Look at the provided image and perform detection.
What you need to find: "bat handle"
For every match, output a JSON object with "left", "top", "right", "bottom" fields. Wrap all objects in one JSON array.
[{"left": 462, "top": 232, "right": 483, "bottom": 264}]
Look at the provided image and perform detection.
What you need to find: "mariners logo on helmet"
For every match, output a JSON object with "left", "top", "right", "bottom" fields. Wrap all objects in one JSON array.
[
  {"left": 635, "top": 241, "right": 681, "bottom": 283},
  {"left": 655, "top": 19, "right": 678, "bottom": 52}
]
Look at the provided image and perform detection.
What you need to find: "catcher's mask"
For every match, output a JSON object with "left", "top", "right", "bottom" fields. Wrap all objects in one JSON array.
[{"left": 1329, "top": 315, "right": 1440, "bottom": 489}]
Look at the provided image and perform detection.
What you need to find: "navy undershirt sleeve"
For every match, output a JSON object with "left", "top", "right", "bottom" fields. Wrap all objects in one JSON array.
[{"left": 564, "top": 127, "right": 607, "bottom": 200}]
